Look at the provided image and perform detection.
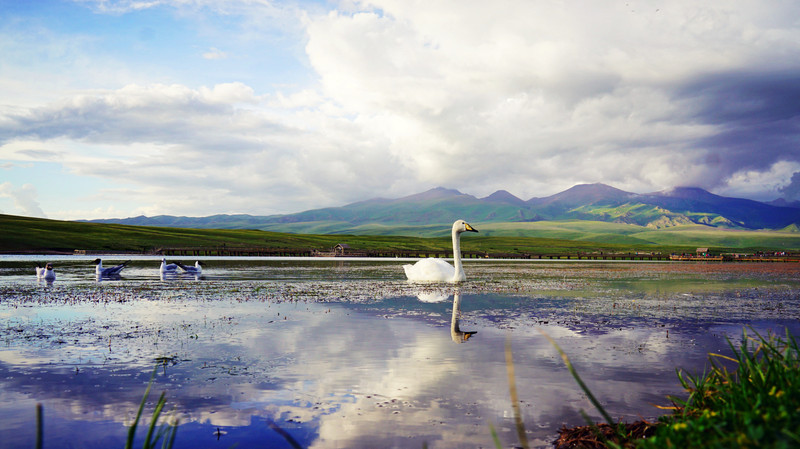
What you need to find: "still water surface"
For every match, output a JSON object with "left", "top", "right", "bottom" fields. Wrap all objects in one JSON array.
[{"left": 1, "top": 257, "right": 798, "bottom": 448}]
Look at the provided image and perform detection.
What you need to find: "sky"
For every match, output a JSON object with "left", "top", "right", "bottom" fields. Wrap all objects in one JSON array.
[{"left": 1, "top": 0, "right": 799, "bottom": 220}]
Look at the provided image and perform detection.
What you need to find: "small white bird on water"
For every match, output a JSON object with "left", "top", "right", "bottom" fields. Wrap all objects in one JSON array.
[
  {"left": 159, "top": 258, "right": 178, "bottom": 274},
  {"left": 36, "top": 263, "right": 56, "bottom": 282},
  {"left": 176, "top": 261, "right": 203, "bottom": 275},
  {"left": 94, "top": 258, "right": 130, "bottom": 277},
  {"left": 403, "top": 220, "right": 478, "bottom": 283},
  {"left": 43, "top": 263, "right": 56, "bottom": 282}
]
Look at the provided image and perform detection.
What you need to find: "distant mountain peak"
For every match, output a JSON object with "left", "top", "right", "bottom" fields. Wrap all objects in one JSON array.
[
  {"left": 483, "top": 190, "right": 525, "bottom": 204},
  {"left": 81, "top": 182, "right": 800, "bottom": 232},
  {"left": 768, "top": 198, "right": 800, "bottom": 209},
  {"left": 536, "top": 182, "right": 633, "bottom": 205},
  {"left": 654, "top": 186, "right": 717, "bottom": 199},
  {"left": 400, "top": 187, "right": 466, "bottom": 202}
]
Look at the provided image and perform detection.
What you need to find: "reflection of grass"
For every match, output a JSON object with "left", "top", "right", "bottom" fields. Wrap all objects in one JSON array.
[
  {"left": 505, "top": 339, "right": 529, "bottom": 449},
  {"left": 545, "top": 328, "right": 800, "bottom": 448},
  {"left": 489, "top": 338, "right": 531, "bottom": 449}
]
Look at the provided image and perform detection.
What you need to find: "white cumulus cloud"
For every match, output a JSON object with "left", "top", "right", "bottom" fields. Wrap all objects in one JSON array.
[
  {"left": 0, "top": 182, "right": 47, "bottom": 218},
  {"left": 1, "top": 0, "right": 799, "bottom": 218}
]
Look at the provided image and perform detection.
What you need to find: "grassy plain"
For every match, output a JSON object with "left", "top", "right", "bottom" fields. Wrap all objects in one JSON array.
[
  {"left": 2, "top": 213, "right": 799, "bottom": 255},
  {"left": 478, "top": 221, "right": 800, "bottom": 250}
]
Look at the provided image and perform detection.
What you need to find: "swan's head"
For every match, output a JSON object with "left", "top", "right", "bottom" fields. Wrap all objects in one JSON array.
[
  {"left": 45, "top": 263, "right": 53, "bottom": 269},
  {"left": 92, "top": 258, "right": 102, "bottom": 265},
  {"left": 453, "top": 219, "right": 478, "bottom": 234}
]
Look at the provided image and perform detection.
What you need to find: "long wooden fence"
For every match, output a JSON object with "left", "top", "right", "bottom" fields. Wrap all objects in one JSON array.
[
  {"left": 158, "top": 247, "right": 673, "bottom": 260},
  {"left": 155, "top": 247, "right": 800, "bottom": 262}
]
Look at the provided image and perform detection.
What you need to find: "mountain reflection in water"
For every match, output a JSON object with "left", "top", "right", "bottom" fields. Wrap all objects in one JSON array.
[{"left": 0, "top": 258, "right": 799, "bottom": 448}]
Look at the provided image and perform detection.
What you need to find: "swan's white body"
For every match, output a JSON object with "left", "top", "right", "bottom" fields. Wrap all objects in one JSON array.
[
  {"left": 403, "top": 220, "right": 478, "bottom": 283},
  {"left": 177, "top": 261, "right": 203, "bottom": 274},
  {"left": 35, "top": 264, "right": 46, "bottom": 279},
  {"left": 94, "top": 258, "right": 129, "bottom": 277},
  {"left": 159, "top": 258, "right": 178, "bottom": 274}
]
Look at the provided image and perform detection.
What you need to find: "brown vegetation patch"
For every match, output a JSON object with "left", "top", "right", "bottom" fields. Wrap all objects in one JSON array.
[{"left": 554, "top": 420, "right": 659, "bottom": 449}]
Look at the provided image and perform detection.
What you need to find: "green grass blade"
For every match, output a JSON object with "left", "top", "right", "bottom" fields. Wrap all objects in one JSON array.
[
  {"left": 127, "top": 367, "right": 157, "bottom": 449},
  {"left": 143, "top": 392, "right": 168, "bottom": 449},
  {"left": 488, "top": 422, "right": 503, "bottom": 449},
  {"left": 539, "top": 329, "right": 616, "bottom": 426}
]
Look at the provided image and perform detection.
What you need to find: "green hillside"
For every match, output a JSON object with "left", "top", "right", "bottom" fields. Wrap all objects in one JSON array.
[
  {"left": 0, "top": 213, "right": 658, "bottom": 255},
  {"left": 3, "top": 214, "right": 800, "bottom": 256},
  {"left": 260, "top": 219, "right": 800, "bottom": 251},
  {"left": 475, "top": 221, "right": 800, "bottom": 251},
  {"left": 631, "top": 225, "right": 800, "bottom": 250}
]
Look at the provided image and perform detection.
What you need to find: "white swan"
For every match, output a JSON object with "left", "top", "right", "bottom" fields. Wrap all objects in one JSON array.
[
  {"left": 403, "top": 220, "right": 478, "bottom": 283},
  {"left": 176, "top": 261, "right": 203, "bottom": 275},
  {"left": 94, "top": 258, "right": 130, "bottom": 277},
  {"left": 159, "top": 258, "right": 178, "bottom": 274}
]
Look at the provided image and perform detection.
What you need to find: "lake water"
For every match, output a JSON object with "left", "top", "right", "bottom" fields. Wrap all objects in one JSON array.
[{"left": 1, "top": 256, "right": 799, "bottom": 448}]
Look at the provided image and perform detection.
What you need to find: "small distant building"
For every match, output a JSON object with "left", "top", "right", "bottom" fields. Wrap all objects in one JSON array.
[
  {"left": 696, "top": 247, "right": 709, "bottom": 256},
  {"left": 334, "top": 244, "right": 351, "bottom": 256}
]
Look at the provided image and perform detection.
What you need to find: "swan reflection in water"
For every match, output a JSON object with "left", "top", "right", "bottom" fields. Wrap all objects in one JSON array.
[
  {"left": 450, "top": 291, "right": 477, "bottom": 343},
  {"left": 414, "top": 289, "right": 477, "bottom": 342}
]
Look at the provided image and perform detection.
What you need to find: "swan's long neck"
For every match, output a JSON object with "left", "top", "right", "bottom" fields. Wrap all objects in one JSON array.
[{"left": 452, "top": 229, "right": 465, "bottom": 282}]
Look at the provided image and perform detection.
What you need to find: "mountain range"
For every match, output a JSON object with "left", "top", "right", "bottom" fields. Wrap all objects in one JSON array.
[{"left": 84, "top": 183, "right": 800, "bottom": 235}]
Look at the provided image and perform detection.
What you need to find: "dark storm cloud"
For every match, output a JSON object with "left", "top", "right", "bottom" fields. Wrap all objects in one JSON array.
[
  {"left": 672, "top": 70, "right": 800, "bottom": 188},
  {"left": 780, "top": 172, "right": 800, "bottom": 201},
  {"left": 678, "top": 71, "right": 800, "bottom": 125}
]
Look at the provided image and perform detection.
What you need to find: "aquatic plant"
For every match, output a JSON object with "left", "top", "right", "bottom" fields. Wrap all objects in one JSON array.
[
  {"left": 550, "top": 327, "right": 800, "bottom": 448},
  {"left": 641, "top": 328, "right": 800, "bottom": 449}
]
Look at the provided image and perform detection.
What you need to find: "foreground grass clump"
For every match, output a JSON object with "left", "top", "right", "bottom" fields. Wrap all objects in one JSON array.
[
  {"left": 34, "top": 365, "right": 178, "bottom": 449},
  {"left": 125, "top": 366, "right": 179, "bottom": 449},
  {"left": 640, "top": 329, "right": 800, "bottom": 449}
]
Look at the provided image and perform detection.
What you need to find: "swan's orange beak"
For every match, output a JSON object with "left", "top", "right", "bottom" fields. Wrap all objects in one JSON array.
[{"left": 465, "top": 223, "right": 478, "bottom": 232}]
